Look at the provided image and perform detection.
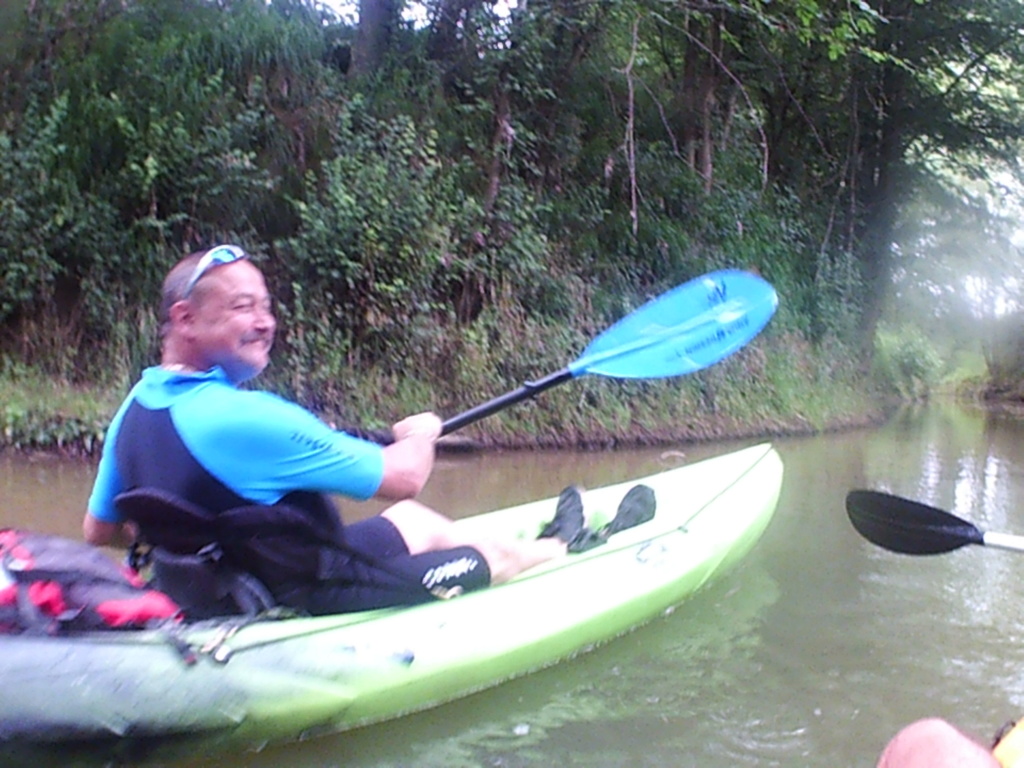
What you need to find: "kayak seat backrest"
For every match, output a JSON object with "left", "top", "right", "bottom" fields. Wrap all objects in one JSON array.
[
  {"left": 115, "top": 486, "right": 221, "bottom": 554},
  {"left": 115, "top": 487, "right": 278, "bottom": 621}
]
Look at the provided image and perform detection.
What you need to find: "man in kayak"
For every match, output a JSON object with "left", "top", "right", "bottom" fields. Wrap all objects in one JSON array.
[{"left": 82, "top": 245, "right": 654, "bottom": 615}]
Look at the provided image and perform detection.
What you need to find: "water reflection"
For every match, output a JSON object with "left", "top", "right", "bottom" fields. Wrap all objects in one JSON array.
[{"left": 8, "top": 403, "right": 1024, "bottom": 766}]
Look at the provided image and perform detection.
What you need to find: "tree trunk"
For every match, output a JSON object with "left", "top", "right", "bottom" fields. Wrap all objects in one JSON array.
[
  {"left": 855, "top": 63, "right": 909, "bottom": 359},
  {"left": 351, "top": 0, "right": 396, "bottom": 78},
  {"left": 679, "top": 12, "right": 722, "bottom": 188}
]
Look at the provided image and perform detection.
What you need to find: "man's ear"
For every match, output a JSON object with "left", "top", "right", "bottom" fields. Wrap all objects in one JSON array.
[{"left": 168, "top": 299, "right": 193, "bottom": 328}]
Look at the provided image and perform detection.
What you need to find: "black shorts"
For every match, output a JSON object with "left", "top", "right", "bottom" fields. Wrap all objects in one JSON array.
[{"left": 285, "top": 516, "right": 491, "bottom": 615}]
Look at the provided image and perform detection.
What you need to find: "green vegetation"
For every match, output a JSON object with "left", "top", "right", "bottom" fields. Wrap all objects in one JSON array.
[
  {"left": 0, "top": 364, "right": 118, "bottom": 453},
  {"left": 872, "top": 324, "right": 944, "bottom": 401},
  {"left": 2, "top": 0, "right": 1024, "bottom": 452},
  {"left": 0, "top": 331, "right": 884, "bottom": 453}
]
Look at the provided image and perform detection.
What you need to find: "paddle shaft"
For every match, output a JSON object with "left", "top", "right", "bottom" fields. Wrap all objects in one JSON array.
[
  {"left": 982, "top": 531, "right": 1024, "bottom": 553},
  {"left": 441, "top": 369, "right": 571, "bottom": 436}
]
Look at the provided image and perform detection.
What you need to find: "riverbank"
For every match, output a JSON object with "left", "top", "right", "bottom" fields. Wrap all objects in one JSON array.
[
  {"left": 0, "top": 362, "right": 895, "bottom": 457},
  {"left": 437, "top": 402, "right": 894, "bottom": 452}
]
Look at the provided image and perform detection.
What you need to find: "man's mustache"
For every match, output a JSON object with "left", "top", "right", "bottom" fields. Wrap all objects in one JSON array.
[{"left": 241, "top": 330, "right": 274, "bottom": 345}]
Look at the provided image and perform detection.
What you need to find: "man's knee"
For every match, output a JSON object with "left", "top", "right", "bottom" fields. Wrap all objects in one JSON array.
[{"left": 381, "top": 500, "right": 457, "bottom": 553}]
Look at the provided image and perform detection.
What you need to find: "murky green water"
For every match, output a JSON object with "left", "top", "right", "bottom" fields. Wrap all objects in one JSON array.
[{"left": 5, "top": 401, "right": 1024, "bottom": 766}]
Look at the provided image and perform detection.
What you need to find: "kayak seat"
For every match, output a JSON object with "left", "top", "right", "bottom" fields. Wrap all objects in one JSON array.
[
  {"left": 147, "top": 544, "right": 277, "bottom": 620},
  {"left": 115, "top": 487, "right": 278, "bottom": 621}
]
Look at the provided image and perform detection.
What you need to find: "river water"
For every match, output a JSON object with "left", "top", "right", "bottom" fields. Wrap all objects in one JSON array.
[{"left": 4, "top": 401, "right": 1024, "bottom": 767}]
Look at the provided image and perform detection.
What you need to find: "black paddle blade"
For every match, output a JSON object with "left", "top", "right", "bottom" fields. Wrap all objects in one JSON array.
[{"left": 845, "top": 490, "right": 985, "bottom": 555}]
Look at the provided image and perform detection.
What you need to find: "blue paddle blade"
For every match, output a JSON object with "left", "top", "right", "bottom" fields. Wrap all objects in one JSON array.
[{"left": 570, "top": 269, "right": 778, "bottom": 379}]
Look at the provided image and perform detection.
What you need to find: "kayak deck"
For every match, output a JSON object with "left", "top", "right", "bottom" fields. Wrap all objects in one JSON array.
[{"left": 0, "top": 443, "right": 783, "bottom": 766}]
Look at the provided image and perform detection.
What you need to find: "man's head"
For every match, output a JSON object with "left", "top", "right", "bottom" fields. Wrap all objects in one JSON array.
[{"left": 160, "top": 245, "right": 276, "bottom": 383}]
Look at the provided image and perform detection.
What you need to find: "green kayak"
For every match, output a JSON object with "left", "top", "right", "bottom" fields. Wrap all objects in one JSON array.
[{"left": 0, "top": 443, "right": 782, "bottom": 766}]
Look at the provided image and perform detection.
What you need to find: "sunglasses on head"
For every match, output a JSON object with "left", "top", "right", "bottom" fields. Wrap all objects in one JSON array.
[{"left": 182, "top": 245, "right": 248, "bottom": 298}]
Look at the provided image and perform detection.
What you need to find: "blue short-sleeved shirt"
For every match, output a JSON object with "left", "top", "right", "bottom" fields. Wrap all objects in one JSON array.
[{"left": 88, "top": 366, "right": 385, "bottom": 523}]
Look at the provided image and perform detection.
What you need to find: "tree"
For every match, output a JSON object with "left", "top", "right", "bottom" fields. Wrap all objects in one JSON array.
[
  {"left": 352, "top": 0, "right": 398, "bottom": 76},
  {"left": 757, "top": 0, "right": 1024, "bottom": 351}
]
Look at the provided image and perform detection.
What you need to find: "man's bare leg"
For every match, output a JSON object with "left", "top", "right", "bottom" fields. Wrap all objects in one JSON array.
[{"left": 382, "top": 500, "right": 568, "bottom": 583}]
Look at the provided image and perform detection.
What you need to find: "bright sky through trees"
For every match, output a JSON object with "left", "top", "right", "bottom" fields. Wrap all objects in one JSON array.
[
  {"left": 316, "top": 0, "right": 429, "bottom": 24},
  {"left": 316, "top": 0, "right": 512, "bottom": 25}
]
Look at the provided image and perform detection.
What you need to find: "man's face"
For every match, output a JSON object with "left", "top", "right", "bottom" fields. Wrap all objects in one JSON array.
[{"left": 188, "top": 260, "right": 276, "bottom": 382}]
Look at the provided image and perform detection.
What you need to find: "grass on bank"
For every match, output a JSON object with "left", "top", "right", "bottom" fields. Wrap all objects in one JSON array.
[
  {"left": 0, "top": 330, "right": 892, "bottom": 455},
  {"left": 0, "top": 365, "right": 122, "bottom": 454}
]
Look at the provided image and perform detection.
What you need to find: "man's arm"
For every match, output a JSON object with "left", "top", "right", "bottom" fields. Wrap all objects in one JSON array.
[
  {"left": 375, "top": 412, "right": 442, "bottom": 500},
  {"left": 82, "top": 512, "right": 137, "bottom": 549}
]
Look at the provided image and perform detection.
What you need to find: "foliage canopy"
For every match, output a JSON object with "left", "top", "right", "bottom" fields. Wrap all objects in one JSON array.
[{"left": 2, "top": 0, "right": 1024, "bottom": 421}]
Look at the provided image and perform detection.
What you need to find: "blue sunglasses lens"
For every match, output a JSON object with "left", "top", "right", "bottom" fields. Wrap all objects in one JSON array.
[{"left": 182, "top": 245, "right": 247, "bottom": 297}]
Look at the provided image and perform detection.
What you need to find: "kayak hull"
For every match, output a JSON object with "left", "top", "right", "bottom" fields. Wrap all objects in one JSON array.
[{"left": 0, "top": 443, "right": 783, "bottom": 766}]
